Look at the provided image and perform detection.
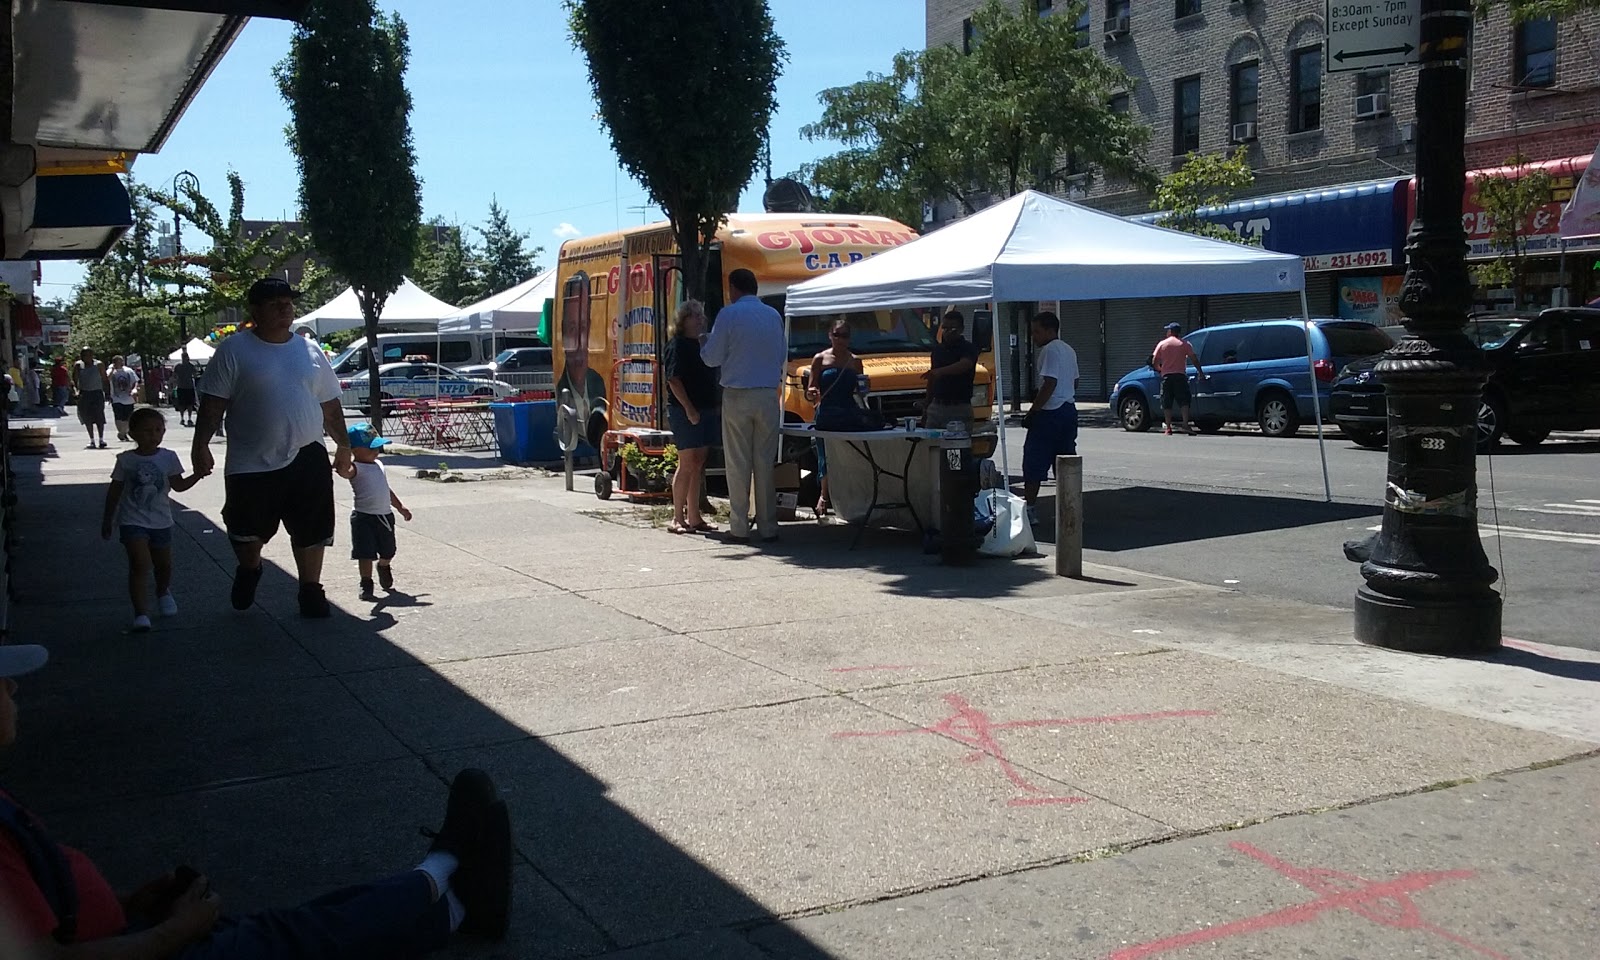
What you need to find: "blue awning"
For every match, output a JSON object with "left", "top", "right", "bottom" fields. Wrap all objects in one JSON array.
[
  {"left": 1135, "top": 178, "right": 1408, "bottom": 273},
  {"left": 26, "top": 174, "right": 134, "bottom": 261}
]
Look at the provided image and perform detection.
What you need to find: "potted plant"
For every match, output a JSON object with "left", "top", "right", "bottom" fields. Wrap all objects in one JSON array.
[{"left": 619, "top": 442, "right": 678, "bottom": 492}]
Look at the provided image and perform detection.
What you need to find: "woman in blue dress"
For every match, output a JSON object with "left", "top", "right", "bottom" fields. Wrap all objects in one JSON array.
[{"left": 805, "top": 320, "right": 877, "bottom": 517}]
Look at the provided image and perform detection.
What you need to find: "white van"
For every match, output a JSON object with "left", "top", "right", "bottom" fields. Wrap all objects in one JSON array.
[{"left": 329, "top": 332, "right": 545, "bottom": 375}]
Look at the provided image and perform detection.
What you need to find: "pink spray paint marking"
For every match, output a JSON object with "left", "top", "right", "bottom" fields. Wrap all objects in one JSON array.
[
  {"left": 1106, "top": 841, "right": 1511, "bottom": 960},
  {"left": 834, "top": 692, "right": 1213, "bottom": 807}
]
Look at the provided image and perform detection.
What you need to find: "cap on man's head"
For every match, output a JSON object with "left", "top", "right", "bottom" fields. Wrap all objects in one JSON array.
[
  {"left": 0, "top": 645, "right": 48, "bottom": 680},
  {"left": 247, "top": 277, "right": 301, "bottom": 305},
  {"left": 347, "top": 423, "right": 392, "bottom": 450},
  {"left": 1164, "top": 322, "right": 1183, "bottom": 333}
]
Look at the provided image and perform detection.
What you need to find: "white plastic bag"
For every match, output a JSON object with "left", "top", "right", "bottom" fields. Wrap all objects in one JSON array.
[{"left": 975, "top": 489, "right": 1035, "bottom": 558}]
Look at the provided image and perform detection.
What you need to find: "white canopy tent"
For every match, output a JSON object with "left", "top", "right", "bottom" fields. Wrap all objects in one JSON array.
[
  {"left": 291, "top": 278, "right": 456, "bottom": 337},
  {"left": 438, "top": 270, "right": 557, "bottom": 334},
  {"left": 785, "top": 190, "right": 1331, "bottom": 500},
  {"left": 167, "top": 337, "right": 214, "bottom": 363}
]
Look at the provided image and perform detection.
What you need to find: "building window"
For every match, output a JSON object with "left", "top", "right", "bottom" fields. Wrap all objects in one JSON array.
[
  {"left": 1174, "top": 75, "right": 1201, "bottom": 154},
  {"left": 1073, "top": 5, "right": 1091, "bottom": 45},
  {"left": 1110, "top": 92, "right": 1130, "bottom": 114},
  {"left": 962, "top": 18, "right": 975, "bottom": 55},
  {"left": 1230, "top": 61, "right": 1259, "bottom": 128},
  {"left": 1036, "top": 0, "right": 1054, "bottom": 14},
  {"left": 1356, "top": 71, "right": 1390, "bottom": 116},
  {"left": 1514, "top": 17, "right": 1557, "bottom": 87},
  {"left": 1106, "top": 0, "right": 1130, "bottom": 21},
  {"left": 1290, "top": 46, "right": 1322, "bottom": 133},
  {"left": 1175, "top": 0, "right": 1201, "bottom": 17}
]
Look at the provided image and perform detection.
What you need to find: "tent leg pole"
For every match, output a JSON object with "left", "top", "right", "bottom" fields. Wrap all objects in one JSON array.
[{"left": 1302, "top": 291, "right": 1331, "bottom": 503}]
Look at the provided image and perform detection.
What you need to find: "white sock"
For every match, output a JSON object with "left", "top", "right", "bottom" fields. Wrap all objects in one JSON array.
[
  {"left": 445, "top": 888, "right": 466, "bottom": 932},
  {"left": 415, "top": 851, "right": 459, "bottom": 900}
]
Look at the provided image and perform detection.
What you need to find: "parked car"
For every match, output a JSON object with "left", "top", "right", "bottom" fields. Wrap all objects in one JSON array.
[
  {"left": 1331, "top": 308, "right": 1600, "bottom": 450},
  {"left": 457, "top": 346, "right": 554, "bottom": 392},
  {"left": 1112, "top": 318, "right": 1394, "bottom": 437},
  {"left": 340, "top": 361, "right": 516, "bottom": 411},
  {"left": 328, "top": 332, "right": 545, "bottom": 375}
]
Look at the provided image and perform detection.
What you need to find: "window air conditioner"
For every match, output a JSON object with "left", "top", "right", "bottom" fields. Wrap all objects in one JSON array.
[
  {"left": 1231, "top": 122, "right": 1258, "bottom": 143},
  {"left": 1355, "top": 92, "right": 1390, "bottom": 119},
  {"left": 1103, "top": 15, "right": 1130, "bottom": 39}
]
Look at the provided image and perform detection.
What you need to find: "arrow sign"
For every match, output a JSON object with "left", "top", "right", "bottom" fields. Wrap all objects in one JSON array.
[{"left": 1327, "top": 0, "right": 1421, "bottom": 73}]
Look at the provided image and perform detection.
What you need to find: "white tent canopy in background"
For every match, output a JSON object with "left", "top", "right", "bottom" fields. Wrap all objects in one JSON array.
[
  {"left": 167, "top": 338, "right": 214, "bottom": 363},
  {"left": 439, "top": 270, "right": 557, "bottom": 333},
  {"left": 291, "top": 278, "right": 457, "bottom": 336},
  {"left": 783, "top": 190, "right": 1330, "bottom": 501}
]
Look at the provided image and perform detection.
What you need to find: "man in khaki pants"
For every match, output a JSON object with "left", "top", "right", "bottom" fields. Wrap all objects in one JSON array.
[{"left": 700, "top": 268, "right": 786, "bottom": 542}]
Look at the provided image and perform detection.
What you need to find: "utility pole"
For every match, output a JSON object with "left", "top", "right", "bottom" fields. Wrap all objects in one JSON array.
[
  {"left": 1349, "top": 0, "right": 1501, "bottom": 654},
  {"left": 172, "top": 170, "right": 199, "bottom": 345}
]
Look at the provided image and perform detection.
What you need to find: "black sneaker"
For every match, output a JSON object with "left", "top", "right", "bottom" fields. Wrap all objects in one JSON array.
[
  {"left": 425, "top": 768, "right": 498, "bottom": 857},
  {"left": 297, "top": 583, "right": 331, "bottom": 618},
  {"left": 359, "top": 579, "right": 376, "bottom": 601},
  {"left": 231, "top": 564, "right": 263, "bottom": 611},
  {"left": 456, "top": 799, "right": 513, "bottom": 941},
  {"left": 377, "top": 565, "right": 394, "bottom": 591}
]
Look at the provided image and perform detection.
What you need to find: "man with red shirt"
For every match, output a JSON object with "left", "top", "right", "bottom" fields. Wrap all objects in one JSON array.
[
  {"left": 0, "top": 646, "right": 513, "bottom": 958},
  {"left": 1148, "top": 322, "right": 1207, "bottom": 436}
]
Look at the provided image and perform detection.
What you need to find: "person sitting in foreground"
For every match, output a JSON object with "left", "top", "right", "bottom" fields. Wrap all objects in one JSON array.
[{"left": 0, "top": 645, "right": 513, "bottom": 959}]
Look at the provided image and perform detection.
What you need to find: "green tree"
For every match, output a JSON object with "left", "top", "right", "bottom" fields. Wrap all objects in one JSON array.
[
  {"left": 474, "top": 201, "right": 541, "bottom": 297},
  {"left": 1152, "top": 151, "right": 1260, "bottom": 244},
  {"left": 1471, "top": 154, "right": 1554, "bottom": 306},
  {"left": 276, "top": 0, "right": 422, "bottom": 430},
  {"left": 66, "top": 182, "right": 176, "bottom": 367},
  {"left": 414, "top": 218, "right": 483, "bottom": 306},
  {"left": 568, "top": 0, "right": 785, "bottom": 300},
  {"left": 801, "top": 0, "right": 1151, "bottom": 224},
  {"left": 142, "top": 170, "right": 313, "bottom": 330}
]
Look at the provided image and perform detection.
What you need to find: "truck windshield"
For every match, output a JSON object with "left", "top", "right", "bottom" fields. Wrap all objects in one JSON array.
[{"left": 769, "top": 297, "right": 938, "bottom": 360}]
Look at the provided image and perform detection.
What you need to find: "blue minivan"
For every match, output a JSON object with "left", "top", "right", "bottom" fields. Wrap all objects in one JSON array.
[{"left": 1111, "top": 318, "right": 1394, "bottom": 437}]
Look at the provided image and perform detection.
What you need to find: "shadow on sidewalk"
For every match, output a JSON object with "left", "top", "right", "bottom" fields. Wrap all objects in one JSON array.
[
  {"left": 1488, "top": 647, "right": 1600, "bottom": 683},
  {"left": 1027, "top": 486, "right": 1381, "bottom": 552},
  {"left": 1, "top": 459, "right": 839, "bottom": 958}
]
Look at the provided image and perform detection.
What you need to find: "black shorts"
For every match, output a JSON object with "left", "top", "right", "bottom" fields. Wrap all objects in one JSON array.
[
  {"left": 111, "top": 401, "right": 136, "bottom": 423},
  {"left": 173, "top": 388, "right": 196, "bottom": 411},
  {"left": 1159, "top": 373, "right": 1192, "bottom": 410},
  {"left": 223, "top": 442, "right": 336, "bottom": 550},
  {"left": 350, "top": 511, "right": 397, "bottom": 561}
]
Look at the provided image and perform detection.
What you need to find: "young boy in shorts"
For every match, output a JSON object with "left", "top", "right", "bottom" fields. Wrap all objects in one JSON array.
[
  {"left": 347, "top": 423, "right": 412, "bottom": 601},
  {"left": 101, "top": 409, "right": 203, "bottom": 632}
]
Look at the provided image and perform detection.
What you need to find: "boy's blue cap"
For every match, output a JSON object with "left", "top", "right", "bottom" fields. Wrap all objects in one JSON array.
[{"left": 347, "top": 423, "right": 391, "bottom": 450}]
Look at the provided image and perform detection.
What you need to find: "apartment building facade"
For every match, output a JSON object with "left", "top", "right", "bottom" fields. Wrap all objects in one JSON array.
[{"left": 925, "top": 0, "right": 1600, "bottom": 400}]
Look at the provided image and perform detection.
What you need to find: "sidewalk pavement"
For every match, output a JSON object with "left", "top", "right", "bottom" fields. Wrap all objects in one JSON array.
[{"left": 4, "top": 413, "right": 1597, "bottom": 959}]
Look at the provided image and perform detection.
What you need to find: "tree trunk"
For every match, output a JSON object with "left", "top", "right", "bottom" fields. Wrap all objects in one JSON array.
[
  {"left": 677, "top": 221, "right": 708, "bottom": 304},
  {"left": 360, "top": 290, "right": 384, "bottom": 434}
]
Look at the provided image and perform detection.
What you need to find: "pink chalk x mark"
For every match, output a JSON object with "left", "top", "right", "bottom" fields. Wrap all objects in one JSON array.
[
  {"left": 834, "top": 693, "right": 1214, "bottom": 807},
  {"left": 1106, "top": 840, "right": 1510, "bottom": 960},
  {"left": 827, "top": 664, "right": 921, "bottom": 674}
]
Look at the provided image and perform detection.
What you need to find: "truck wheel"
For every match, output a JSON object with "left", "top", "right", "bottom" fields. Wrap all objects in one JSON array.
[
  {"left": 1344, "top": 427, "right": 1386, "bottom": 449},
  {"left": 1508, "top": 428, "right": 1549, "bottom": 447},
  {"left": 1477, "top": 394, "right": 1506, "bottom": 451},
  {"left": 1257, "top": 391, "right": 1300, "bottom": 438},
  {"left": 1119, "top": 393, "right": 1151, "bottom": 432}
]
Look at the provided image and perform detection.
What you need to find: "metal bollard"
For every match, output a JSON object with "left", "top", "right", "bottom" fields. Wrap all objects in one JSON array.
[
  {"left": 1055, "top": 454, "right": 1083, "bottom": 578},
  {"left": 939, "top": 431, "right": 978, "bottom": 566}
]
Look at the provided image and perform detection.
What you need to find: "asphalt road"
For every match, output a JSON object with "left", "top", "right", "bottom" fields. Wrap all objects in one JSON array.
[{"left": 1005, "top": 413, "right": 1600, "bottom": 651}]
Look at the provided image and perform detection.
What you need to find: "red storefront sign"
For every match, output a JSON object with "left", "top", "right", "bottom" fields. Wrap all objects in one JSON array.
[{"left": 1405, "top": 154, "right": 1596, "bottom": 258}]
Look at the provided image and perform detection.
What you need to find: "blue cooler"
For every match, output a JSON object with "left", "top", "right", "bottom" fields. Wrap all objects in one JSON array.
[{"left": 492, "top": 401, "right": 590, "bottom": 465}]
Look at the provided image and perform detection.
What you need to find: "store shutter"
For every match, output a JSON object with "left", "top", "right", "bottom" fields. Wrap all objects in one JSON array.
[
  {"left": 1105, "top": 296, "right": 1199, "bottom": 389},
  {"left": 1205, "top": 291, "right": 1304, "bottom": 325},
  {"left": 1059, "top": 300, "right": 1104, "bottom": 401}
]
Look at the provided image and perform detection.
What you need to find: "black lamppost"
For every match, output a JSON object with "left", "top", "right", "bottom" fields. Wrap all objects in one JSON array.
[
  {"left": 1349, "top": 0, "right": 1501, "bottom": 654},
  {"left": 172, "top": 170, "right": 199, "bottom": 344}
]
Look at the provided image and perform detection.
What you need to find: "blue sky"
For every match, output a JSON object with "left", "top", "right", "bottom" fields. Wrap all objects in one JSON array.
[{"left": 38, "top": 1, "right": 924, "bottom": 301}]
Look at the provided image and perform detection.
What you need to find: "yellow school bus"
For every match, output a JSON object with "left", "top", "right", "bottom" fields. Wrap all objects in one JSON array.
[{"left": 552, "top": 213, "right": 996, "bottom": 453}]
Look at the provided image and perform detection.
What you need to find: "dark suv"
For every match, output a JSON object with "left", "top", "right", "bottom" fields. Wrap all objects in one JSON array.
[{"left": 1330, "top": 309, "right": 1600, "bottom": 449}]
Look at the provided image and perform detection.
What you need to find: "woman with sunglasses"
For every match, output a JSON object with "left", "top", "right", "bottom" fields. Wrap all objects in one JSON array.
[{"left": 805, "top": 320, "right": 877, "bottom": 517}]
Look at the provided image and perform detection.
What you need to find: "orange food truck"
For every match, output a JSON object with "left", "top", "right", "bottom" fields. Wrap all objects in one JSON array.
[{"left": 553, "top": 213, "right": 996, "bottom": 496}]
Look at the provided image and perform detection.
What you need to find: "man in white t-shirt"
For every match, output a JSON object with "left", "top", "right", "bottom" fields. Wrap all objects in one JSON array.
[
  {"left": 106, "top": 355, "right": 140, "bottom": 442},
  {"left": 1022, "top": 311, "right": 1080, "bottom": 526},
  {"left": 193, "top": 277, "right": 355, "bottom": 618}
]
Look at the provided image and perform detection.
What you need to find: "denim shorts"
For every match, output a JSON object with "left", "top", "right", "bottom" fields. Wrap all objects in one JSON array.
[
  {"left": 667, "top": 405, "right": 722, "bottom": 451},
  {"left": 120, "top": 524, "right": 173, "bottom": 548}
]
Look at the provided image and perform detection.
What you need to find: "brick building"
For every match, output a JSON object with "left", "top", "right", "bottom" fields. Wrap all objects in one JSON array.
[{"left": 924, "top": 0, "right": 1600, "bottom": 401}]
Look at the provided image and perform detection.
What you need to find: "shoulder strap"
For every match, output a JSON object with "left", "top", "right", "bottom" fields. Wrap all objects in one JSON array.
[{"left": 0, "top": 794, "right": 79, "bottom": 944}]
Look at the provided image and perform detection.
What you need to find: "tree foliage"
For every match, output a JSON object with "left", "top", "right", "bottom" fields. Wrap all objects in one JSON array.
[
  {"left": 1474, "top": 0, "right": 1593, "bottom": 19},
  {"left": 1153, "top": 151, "right": 1259, "bottom": 245},
  {"left": 414, "top": 218, "right": 482, "bottom": 307},
  {"left": 1471, "top": 154, "right": 1554, "bottom": 304},
  {"left": 66, "top": 183, "right": 178, "bottom": 364},
  {"left": 801, "top": 0, "right": 1151, "bottom": 224},
  {"left": 276, "top": 0, "right": 422, "bottom": 429},
  {"left": 474, "top": 200, "right": 542, "bottom": 298},
  {"left": 568, "top": 0, "right": 785, "bottom": 300},
  {"left": 141, "top": 170, "right": 313, "bottom": 328}
]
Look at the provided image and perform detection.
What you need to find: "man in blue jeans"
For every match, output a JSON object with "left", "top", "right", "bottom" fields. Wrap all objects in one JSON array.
[
  {"left": 1021, "top": 311, "right": 1080, "bottom": 527},
  {"left": 0, "top": 645, "right": 513, "bottom": 958}
]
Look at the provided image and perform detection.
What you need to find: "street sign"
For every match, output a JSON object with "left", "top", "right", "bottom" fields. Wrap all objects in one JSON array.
[{"left": 1326, "top": 0, "right": 1421, "bottom": 73}]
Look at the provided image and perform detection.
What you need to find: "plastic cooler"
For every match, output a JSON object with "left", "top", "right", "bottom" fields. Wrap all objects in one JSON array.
[{"left": 491, "top": 400, "right": 594, "bottom": 465}]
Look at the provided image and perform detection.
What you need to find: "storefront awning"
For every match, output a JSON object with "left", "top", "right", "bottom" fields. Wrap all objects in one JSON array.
[
  {"left": 1135, "top": 178, "right": 1409, "bottom": 274},
  {"left": 1414, "top": 154, "right": 1596, "bottom": 260},
  {"left": 25, "top": 174, "right": 134, "bottom": 261}
]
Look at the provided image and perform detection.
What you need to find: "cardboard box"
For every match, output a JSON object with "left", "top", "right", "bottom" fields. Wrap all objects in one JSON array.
[
  {"left": 777, "top": 490, "right": 799, "bottom": 522},
  {"left": 774, "top": 461, "right": 801, "bottom": 491}
]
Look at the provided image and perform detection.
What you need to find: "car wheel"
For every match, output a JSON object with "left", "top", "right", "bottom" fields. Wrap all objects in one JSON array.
[
  {"left": 1344, "top": 427, "right": 1386, "bottom": 449},
  {"left": 1477, "top": 393, "right": 1506, "bottom": 451},
  {"left": 1507, "top": 428, "right": 1549, "bottom": 447},
  {"left": 1196, "top": 418, "right": 1225, "bottom": 435},
  {"left": 594, "top": 471, "right": 613, "bottom": 500},
  {"left": 1119, "top": 393, "right": 1151, "bottom": 432},
  {"left": 1257, "top": 392, "right": 1300, "bottom": 438},
  {"left": 472, "top": 387, "right": 494, "bottom": 398}
]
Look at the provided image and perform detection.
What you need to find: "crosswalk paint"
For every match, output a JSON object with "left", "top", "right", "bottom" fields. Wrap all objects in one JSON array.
[{"left": 1365, "top": 523, "right": 1600, "bottom": 546}]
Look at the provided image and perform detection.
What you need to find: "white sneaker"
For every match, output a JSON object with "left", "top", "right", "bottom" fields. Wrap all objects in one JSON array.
[
  {"left": 131, "top": 614, "right": 152, "bottom": 633},
  {"left": 157, "top": 593, "right": 178, "bottom": 617}
]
